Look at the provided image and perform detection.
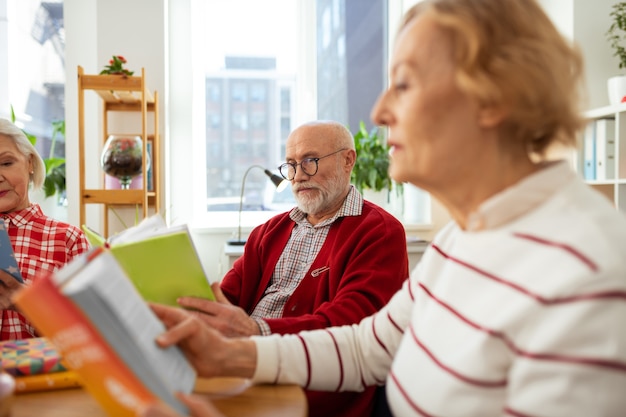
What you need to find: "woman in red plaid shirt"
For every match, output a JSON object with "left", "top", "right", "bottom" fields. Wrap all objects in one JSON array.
[{"left": 0, "top": 118, "right": 89, "bottom": 340}]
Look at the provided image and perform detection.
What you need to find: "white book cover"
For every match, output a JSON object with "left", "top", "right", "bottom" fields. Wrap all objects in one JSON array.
[
  {"left": 595, "top": 118, "right": 616, "bottom": 181},
  {"left": 582, "top": 121, "right": 596, "bottom": 180},
  {"left": 59, "top": 251, "right": 197, "bottom": 414}
]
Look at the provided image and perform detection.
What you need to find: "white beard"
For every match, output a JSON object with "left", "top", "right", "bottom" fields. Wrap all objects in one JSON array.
[{"left": 293, "top": 172, "right": 347, "bottom": 215}]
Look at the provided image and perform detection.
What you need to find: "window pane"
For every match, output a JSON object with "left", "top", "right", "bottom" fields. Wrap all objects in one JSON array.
[
  {"left": 201, "top": 0, "right": 388, "bottom": 214},
  {"left": 1, "top": 0, "right": 65, "bottom": 163}
]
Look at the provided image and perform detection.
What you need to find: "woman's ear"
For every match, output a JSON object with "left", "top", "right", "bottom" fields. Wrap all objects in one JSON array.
[{"left": 478, "top": 104, "right": 508, "bottom": 128}]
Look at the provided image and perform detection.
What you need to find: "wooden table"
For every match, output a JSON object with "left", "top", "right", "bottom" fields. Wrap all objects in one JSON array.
[{"left": 10, "top": 377, "right": 307, "bottom": 417}]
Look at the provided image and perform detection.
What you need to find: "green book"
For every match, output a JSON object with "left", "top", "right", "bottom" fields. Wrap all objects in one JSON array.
[{"left": 81, "top": 216, "right": 215, "bottom": 306}]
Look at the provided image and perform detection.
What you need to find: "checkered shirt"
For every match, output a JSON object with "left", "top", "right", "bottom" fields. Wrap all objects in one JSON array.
[
  {"left": 250, "top": 186, "right": 363, "bottom": 335},
  {"left": 0, "top": 204, "right": 90, "bottom": 340}
]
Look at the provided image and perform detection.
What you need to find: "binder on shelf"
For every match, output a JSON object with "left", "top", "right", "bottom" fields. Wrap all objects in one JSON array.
[
  {"left": 594, "top": 118, "right": 616, "bottom": 181},
  {"left": 582, "top": 121, "right": 596, "bottom": 180}
]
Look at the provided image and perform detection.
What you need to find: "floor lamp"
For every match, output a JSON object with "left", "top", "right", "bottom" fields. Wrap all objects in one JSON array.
[{"left": 228, "top": 165, "right": 288, "bottom": 246}]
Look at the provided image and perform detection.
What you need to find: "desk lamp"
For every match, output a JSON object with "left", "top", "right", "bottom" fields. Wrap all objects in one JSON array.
[{"left": 228, "top": 165, "right": 288, "bottom": 246}]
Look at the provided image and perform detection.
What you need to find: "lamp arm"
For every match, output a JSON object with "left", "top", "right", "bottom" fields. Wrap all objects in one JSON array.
[{"left": 236, "top": 164, "right": 265, "bottom": 242}]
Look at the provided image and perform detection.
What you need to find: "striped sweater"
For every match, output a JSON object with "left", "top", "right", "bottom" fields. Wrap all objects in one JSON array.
[{"left": 253, "top": 162, "right": 626, "bottom": 416}]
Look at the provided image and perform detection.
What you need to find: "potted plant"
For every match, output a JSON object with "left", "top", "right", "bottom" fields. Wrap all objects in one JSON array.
[
  {"left": 10, "top": 107, "right": 66, "bottom": 199},
  {"left": 43, "top": 120, "right": 66, "bottom": 199},
  {"left": 350, "top": 121, "right": 401, "bottom": 200},
  {"left": 606, "top": 2, "right": 626, "bottom": 104}
]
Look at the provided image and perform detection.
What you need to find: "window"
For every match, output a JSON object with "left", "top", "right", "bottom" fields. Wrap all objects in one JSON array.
[
  {"left": 191, "top": 0, "right": 431, "bottom": 229},
  {"left": 0, "top": 0, "right": 65, "bottom": 167}
]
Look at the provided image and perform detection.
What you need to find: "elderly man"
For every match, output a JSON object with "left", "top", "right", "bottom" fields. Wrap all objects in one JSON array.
[{"left": 178, "top": 120, "right": 408, "bottom": 417}]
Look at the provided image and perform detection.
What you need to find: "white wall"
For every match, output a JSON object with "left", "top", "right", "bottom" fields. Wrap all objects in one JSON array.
[
  {"left": 64, "top": 0, "right": 620, "bottom": 279},
  {"left": 540, "top": 0, "right": 617, "bottom": 109}
]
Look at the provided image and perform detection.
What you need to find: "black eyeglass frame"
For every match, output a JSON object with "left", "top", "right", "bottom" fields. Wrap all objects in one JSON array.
[{"left": 278, "top": 148, "right": 348, "bottom": 181}]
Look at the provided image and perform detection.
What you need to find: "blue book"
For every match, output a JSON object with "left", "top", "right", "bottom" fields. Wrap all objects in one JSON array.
[{"left": 0, "top": 222, "right": 23, "bottom": 283}]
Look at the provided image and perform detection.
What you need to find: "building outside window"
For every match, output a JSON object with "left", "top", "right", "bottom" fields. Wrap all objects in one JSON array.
[{"left": 0, "top": 0, "right": 65, "bottom": 164}]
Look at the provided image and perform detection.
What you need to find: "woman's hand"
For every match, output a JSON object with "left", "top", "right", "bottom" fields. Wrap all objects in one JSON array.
[
  {"left": 177, "top": 283, "right": 261, "bottom": 338},
  {"left": 139, "top": 393, "right": 224, "bottom": 417},
  {"left": 149, "top": 303, "right": 257, "bottom": 379},
  {"left": 0, "top": 270, "right": 24, "bottom": 310}
]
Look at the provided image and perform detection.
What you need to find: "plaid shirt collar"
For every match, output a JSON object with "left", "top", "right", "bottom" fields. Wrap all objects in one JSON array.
[
  {"left": 289, "top": 185, "right": 363, "bottom": 227},
  {"left": 2, "top": 204, "right": 44, "bottom": 227}
]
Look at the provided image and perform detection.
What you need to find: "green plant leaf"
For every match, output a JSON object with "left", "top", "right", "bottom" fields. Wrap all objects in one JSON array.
[
  {"left": 607, "top": 2, "right": 626, "bottom": 70},
  {"left": 8, "top": 106, "right": 66, "bottom": 197},
  {"left": 349, "top": 121, "right": 399, "bottom": 194},
  {"left": 44, "top": 157, "right": 65, "bottom": 174}
]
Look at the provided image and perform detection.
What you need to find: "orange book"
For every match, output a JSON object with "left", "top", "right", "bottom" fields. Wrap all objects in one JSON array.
[
  {"left": 14, "top": 371, "right": 82, "bottom": 393},
  {"left": 13, "top": 248, "right": 195, "bottom": 417}
]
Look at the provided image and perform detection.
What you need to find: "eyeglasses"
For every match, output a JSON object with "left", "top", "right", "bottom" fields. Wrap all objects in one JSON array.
[{"left": 278, "top": 148, "right": 347, "bottom": 181}]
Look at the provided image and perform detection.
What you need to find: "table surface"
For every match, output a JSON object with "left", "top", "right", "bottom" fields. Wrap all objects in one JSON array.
[{"left": 10, "top": 377, "right": 306, "bottom": 417}]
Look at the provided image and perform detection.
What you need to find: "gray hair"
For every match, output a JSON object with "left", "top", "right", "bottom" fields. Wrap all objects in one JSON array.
[{"left": 0, "top": 118, "right": 46, "bottom": 189}]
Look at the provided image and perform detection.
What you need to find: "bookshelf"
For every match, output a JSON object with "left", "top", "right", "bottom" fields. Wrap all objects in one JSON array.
[
  {"left": 580, "top": 103, "right": 626, "bottom": 211},
  {"left": 77, "top": 66, "right": 160, "bottom": 235}
]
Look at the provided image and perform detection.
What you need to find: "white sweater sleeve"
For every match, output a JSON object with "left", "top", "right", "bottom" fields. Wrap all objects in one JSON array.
[{"left": 252, "top": 276, "right": 414, "bottom": 391}]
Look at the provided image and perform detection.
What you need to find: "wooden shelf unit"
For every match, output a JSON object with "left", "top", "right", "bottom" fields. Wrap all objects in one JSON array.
[{"left": 77, "top": 65, "right": 160, "bottom": 235}]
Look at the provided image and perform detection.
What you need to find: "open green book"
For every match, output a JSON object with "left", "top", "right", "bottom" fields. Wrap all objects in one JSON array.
[{"left": 82, "top": 216, "right": 215, "bottom": 306}]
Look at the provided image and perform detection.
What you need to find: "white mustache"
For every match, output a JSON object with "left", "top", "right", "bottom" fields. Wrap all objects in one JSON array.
[{"left": 292, "top": 183, "right": 320, "bottom": 193}]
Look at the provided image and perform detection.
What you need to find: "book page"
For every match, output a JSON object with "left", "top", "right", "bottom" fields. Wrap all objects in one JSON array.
[
  {"left": 108, "top": 214, "right": 168, "bottom": 245},
  {"left": 63, "top": 252, "right": 196, "bottom": 395}
]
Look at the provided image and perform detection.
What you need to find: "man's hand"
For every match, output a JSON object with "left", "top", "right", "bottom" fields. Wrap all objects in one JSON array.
[
  {"left": 149, "top": 303, "right": 257, "bottom": 379},
  {"left": 139, "top": 393, "right": 224, "bottom": 417},
  {"left": 0, "top": 270, "right": 24, "bottom": 310},
  {"left": 176, "top": 283, "right": 261, "bottom": 338}
]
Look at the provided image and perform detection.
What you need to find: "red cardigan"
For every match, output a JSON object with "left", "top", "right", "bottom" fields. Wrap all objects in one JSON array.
[{"left": 221, "top": 200, "right": 409, "bottom": 417}]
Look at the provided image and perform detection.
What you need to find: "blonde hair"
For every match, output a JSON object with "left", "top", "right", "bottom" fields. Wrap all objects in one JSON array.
[
  {"left": 401, "top": 0, "right": 586, "bottom": 155},
  {"left": 0, "top": 118, "right": 46, "bottom": 189}
]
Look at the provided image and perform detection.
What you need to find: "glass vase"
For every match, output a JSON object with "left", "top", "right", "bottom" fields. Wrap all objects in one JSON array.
[{"left": 100, "top": 135, "right": 149, "bottom": 189}]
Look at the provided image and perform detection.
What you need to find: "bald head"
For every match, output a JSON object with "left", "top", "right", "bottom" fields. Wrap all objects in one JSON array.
[{"left": 287, "top": 120, "right": 355, "bottom": 153}]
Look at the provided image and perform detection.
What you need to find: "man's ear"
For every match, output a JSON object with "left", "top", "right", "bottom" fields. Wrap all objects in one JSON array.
[
  {"left": 345, "top": 149, "right": 356, "bottom": 171},
  {"left": 478, "top": 104, "right": 508, "bottom": 128}
]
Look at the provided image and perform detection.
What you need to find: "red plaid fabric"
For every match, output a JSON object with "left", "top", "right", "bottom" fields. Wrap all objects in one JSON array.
[{"left": 0, "top": 204, "right": 90, "bottom": 340}]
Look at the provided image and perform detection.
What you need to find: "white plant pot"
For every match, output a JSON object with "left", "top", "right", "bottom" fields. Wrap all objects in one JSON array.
[
  {"left": 607, "top": 75, "right": 626, "bottom": 105},
  {"left": 363, "top": 188, "right": 404, "bottom": 219}
]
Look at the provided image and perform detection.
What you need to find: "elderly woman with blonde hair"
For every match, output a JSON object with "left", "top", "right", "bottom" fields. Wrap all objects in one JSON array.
[{"left": 0, "top": 118, "right": 89, "bottom": 340}]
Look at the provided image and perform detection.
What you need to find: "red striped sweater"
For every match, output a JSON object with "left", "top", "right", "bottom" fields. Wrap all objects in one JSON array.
[{"left": 253, "top": 162, "right": 626, "bottom": 417}]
